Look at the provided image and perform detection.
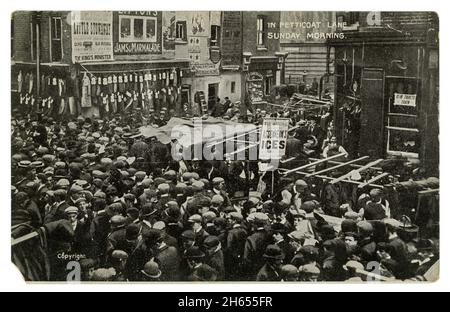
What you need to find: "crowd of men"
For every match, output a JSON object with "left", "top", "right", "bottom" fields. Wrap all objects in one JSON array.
[{"left": 11, "top": 106, "right": 439, "bottom": 282}]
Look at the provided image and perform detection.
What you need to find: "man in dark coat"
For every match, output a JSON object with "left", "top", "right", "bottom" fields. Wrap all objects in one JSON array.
[
  {"left": 243, "top": 213, "right": 270, "bottom": 280},
  {"left": 203, "top": 236, "right": 225, "bottom": 281},
  {"left": 357, "top": 221, "right": 377, "bottom": 265},
  {"left": 146, "top": 229, "right": 181, "bottom": 281},
  {"left": 184, "top": 246, "right": 218, "bottom": 281},
  {"left": 385, "top": 219, "right": 410, "bottom": 279},
  {"left": 270, "top": 223, "right": 295, "bottom": 264},
  {"left": 256, "top": 245, "right": 284, "bottom": 281},
  {"left": 225, "top": 212, "right": 247, "bottom": 280}
]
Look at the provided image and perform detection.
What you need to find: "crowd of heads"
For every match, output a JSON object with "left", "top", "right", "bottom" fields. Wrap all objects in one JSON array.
[{"left": 11, "top": 110, "right": 438, "bottom": 282}]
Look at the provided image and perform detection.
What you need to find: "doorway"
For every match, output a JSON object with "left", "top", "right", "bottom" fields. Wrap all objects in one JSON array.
[{"left": 208, "top": 83, "right": 219, "bottom": 111}]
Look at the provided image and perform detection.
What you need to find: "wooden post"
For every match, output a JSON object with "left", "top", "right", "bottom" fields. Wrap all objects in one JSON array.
[
  {"left": 282, "top": 153, "right": 347, "bottom": 175},
  {"left": 306, "top": 156, "right": 369, "bottom": 178},
  {"left": 330, "top": 159, "right": 384, "bottom": 185},
  {"left": 358, "top": 172, "right": 390, "bottom": 189},
  {"left": 12, "top": 231, "right": 39, "bottom": 247},
  {"left": 309, "top": 158, "right": 383, "bottom": 171},
  {"left": 278, "top": 169, "right": 384, "bottom": 189}
]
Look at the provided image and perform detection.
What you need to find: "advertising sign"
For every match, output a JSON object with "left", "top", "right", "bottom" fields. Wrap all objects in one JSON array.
[
  {"left": 259, "top": 118, "right": 290, "bottom": 160},
  {"left": 71, "top": 11, "right": 114, "bottom": 63}
]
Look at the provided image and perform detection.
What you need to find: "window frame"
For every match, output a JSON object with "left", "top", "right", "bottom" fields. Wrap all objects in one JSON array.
[
  {"left": 210, "top": 25, "right": 221, "bottom": 47},
  {"left": 176, "top": 21, "right": 187, "bottom": 42},
  {"left": 119, "top": 15, "right": 158, "bottom": 43},
  {"left": 50, "top": 16, "right": 63, "bottom": 62},
  {"left": 256, "top": 15, "right": 267, "bottom": 47}
]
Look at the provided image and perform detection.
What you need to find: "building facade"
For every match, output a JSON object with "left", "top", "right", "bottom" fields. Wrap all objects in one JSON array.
[
  {"left": 328, "top": 12, "right": 439, "bottom": 175},
  {"left": 280, "top": 11, "right": 336, "bottom": 94},
  {"left": 11, "top": 11, "right": 190, "bottom": 118}
]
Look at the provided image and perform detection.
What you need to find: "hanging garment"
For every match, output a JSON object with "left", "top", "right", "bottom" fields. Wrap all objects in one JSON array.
[
  {"left": 124, "top": 74, "right": 129, "bottom": 91},
  {"left": 23, "top": 73, "right": 30, "bottom": 95},
  {"left": 28, "top": 72, "right": 34, "bottom": 94},
  {"left": 68, "top": 97, "right": 77, "bottom": 116},
  {"left": 40, "top": 75, "right": 47, "bottom": 97},
  {"left": 110, "top": 93, "right": 117, "bottom": 114},
  {"left": 139, "top": 75, "right": 144, "bottom": 94},
  {"left": 117, "top": 92, "right": 124, "bottom": 113},
  {"left": 134, "top": 73, "right": 139, "bottom": 92},
  {"left": 148, "top": 91, "right": 154, "bottom": 111},
  {"left": 107, "top": 75, "right": 114, "bottom": 94},
  {"left": 101, "top": 76, "right": 109, "bottom": 94},
  {"left": 17, "top": 71, "right": 23, "bottom": 94},
  {"left": 91, "top": 76, "right": 97, "bottom": 98},
  {"left": 81, "top": 73, "right": 92, "bottom": 108},
  {"left": 58, "top": 97, "right": 66, "bottom": 115},
  {"left": 113, "top": 75, "right": 118, "bottom": 93},
  {"left": 118, "top": 75, "right": 125, "bottom": 93}
]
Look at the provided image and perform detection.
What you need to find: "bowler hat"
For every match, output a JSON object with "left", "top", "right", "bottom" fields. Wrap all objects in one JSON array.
[
  {"left": 141, "top": 261, "right": 162, "bottom": 279},
  {"left": 185, "top": 246, "right": 206, "bottom": 259},
  {"left": 126, "top": 224, "right": 141, "bottom": 241},
  {"left": 263, "top": 245, "right": 284, "bottom": 260}
]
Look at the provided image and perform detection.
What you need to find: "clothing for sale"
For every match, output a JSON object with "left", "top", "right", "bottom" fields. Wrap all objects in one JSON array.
[
  {"left": 17, "top": 71, "right": 23, "bottom": 93},
  {"left": 81, "top": 73, "right": 92, "bottom": 108},
  {"left": 118, "top": 75, "right": 125, "bottom": 93}
]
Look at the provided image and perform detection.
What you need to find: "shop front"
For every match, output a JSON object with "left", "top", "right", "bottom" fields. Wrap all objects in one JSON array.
[
  {"left": 242, "top": 54, "right": 287, "bottom": 113},
  {"left": 74, "top": 11, "right": 190, "bottom": 119},
  {"left": 328, "top": 18, "right": 439, "bottom": 175}
]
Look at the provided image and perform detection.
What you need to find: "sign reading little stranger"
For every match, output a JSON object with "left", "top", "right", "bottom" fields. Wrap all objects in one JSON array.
[
  {"left": 259, "top": 118, "right": 290, "bottom": 160},
  {"left": 71, "top": 11, "right": 114, "bottom": 63}
]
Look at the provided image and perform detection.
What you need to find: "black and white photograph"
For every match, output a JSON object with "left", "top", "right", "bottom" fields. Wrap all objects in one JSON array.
[{"left": 9, "top": 9, "right": 440, "bottom": 284}]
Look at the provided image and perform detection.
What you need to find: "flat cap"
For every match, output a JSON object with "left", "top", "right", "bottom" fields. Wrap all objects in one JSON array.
[
  {"left": 229, "top": 212, "right": 243, "bottom": 222},
  {"left": 212, "top": 177, "right": 225, "bottom": 184},
  {"left": 192, "top": 181, "right": 205, "bottom": 192},
  {"left": 357, "top": 221, "right": 374, "bottom": 234},
  {"left": 369, "top": 189, "right": 383, "bottom": 198},
  {"left": 181, "top": 230, "right": 195, "bottom": 240},
  {"left": 188, "top": 214, "right": 202, "bottom": 224},
  {"left": 202, "top": 211, "right": 217, "bottom": 223},
  {"left": 295, "top": 179, "right": 308, "bottom": 188},
  {"left": 111, "top": 250, "right": 129, "bottom": 260},
  {"left": 299, "top": 264, "right": 320, "bottom": 275},
  {"left": 184, "top": 246, "right": 206, "bottom": 259},
  {"left": 281, "top": 265, "right": 299, "bottom": 279},
  {"left": 65, "top": 206, "right": 79, "bottom": 215},
  {"left": 110, "top": 215, "right": 127, "bottom": 227},
  {"left": 301, "top": 201, "right": 316, "bottom": 214},
  {"left": 203, "top": 236, "right": 220, "bottom": 248},
  {"left": 91, "top": 268, "right": 116, "bottom": 281},
  {"left": 158, "top": 183, "right": 170, "bottom": 194}
]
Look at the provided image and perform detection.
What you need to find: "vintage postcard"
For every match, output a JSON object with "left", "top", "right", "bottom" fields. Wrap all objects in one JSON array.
[{"left": 10, "top": 11, "right": 439, "bottom": 283}]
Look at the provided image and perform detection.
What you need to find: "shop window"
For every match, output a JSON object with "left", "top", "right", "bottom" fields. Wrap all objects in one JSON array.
[
  {"left": 119, "top": 16, "right": 157, "bottom": 42},
  {"left": 176, "top": 21, "right": 187, "bottom": 42},
  {"left": 51, "top": 17, "right": 62, "bottom": 62},
  {"left": 256, "top": 16, "right": 267, "bottom": 47},
  {"left": 211, "top": 25, "right": 220, "bottom": 47},
  {"left": 134, "top": 18, "right": 144, "bottom": 39},
  {"left": 146, "top": 19, "right": 156, "bottom": 40},
  {"left": 120, "top": 18, "right": 131, "bottom": 38},
  {"left": 385, "top": 77, "right": 420, "bottom": 158},
  {"left": 231, "top": 81, "right": 236, "bottom": 94}
]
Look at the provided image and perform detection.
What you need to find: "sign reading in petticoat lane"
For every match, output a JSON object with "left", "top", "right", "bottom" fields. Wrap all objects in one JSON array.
[
  {"left": 71, "top": 11, "right": 114, "bottom": 63},
  {"left": 259, "top": 118, "right": 290, "bottom": 160}
]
